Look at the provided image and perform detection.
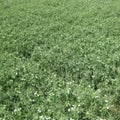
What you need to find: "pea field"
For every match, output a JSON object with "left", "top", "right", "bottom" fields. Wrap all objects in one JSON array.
[{"left": 0, "top": 0, "right": 120, "bottom": 120}]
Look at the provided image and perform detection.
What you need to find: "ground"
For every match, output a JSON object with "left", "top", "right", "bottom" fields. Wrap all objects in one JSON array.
[{"left": 0, "top": 0, "right": 120, "bottom": 120}]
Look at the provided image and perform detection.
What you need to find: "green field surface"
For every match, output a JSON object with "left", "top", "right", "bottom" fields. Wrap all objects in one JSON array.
[{"left": 0, "top": 0, "right": 120, "bottom": 120}]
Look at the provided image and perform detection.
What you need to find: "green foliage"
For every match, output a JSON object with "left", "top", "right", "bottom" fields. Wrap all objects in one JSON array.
[{"left": 0, "top": 0, "right": 120, "bottom": 119}]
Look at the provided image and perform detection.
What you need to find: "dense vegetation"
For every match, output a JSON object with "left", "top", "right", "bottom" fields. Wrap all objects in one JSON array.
[{"left": 0, "top": 0, "right": 120, "bottom": 119}]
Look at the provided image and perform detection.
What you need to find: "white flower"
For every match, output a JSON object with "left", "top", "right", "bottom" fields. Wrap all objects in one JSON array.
[
  {"left": 14, "top": 107, "right": 21, "bottom": 112},
  {"left": 50, "top": 93, "right": 54, "bottom": 96},
  {"left": 34, "top": 91, "right": 37, "bottom": 96},
  {"left": 68, "top": 105, "right": 76, "bottom": 112},
  {"left": 37, "top": 109, "right": 41, "bottom": 113},
  {"left": 88, "top": 85, "right": 91, "bottom": 88},
  {"left": 78, "top": 96, "right": 80, "bottom": 100},
  {"left": 39, "top": 116, "right": 44, "bottom": 120},
  {"left": 68, "top": 108, "right": 71, "bottom": 112},
  {"left": 96, "top": 118, "right": 106, "bottom": 120},
  {"left": 106, "top": 106, "right": 110, "bottom": 109},
  {"left": 97, "top": 89, "right": 101, "bottom": 93},
  {"left": 105, "top": 100, "right": 108, "bottom": 103},
  {"left": 70, "top": 118, "right": 74, "bottom": 120},
  {"left": 45, "top": 116, "right": 51, "bottom": 120},
  {"left": 95, "top": 96, "right": 99, "bottom": 99},
  {"left": 86, "top": 111, "right": 89, "bottom": 115}
]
